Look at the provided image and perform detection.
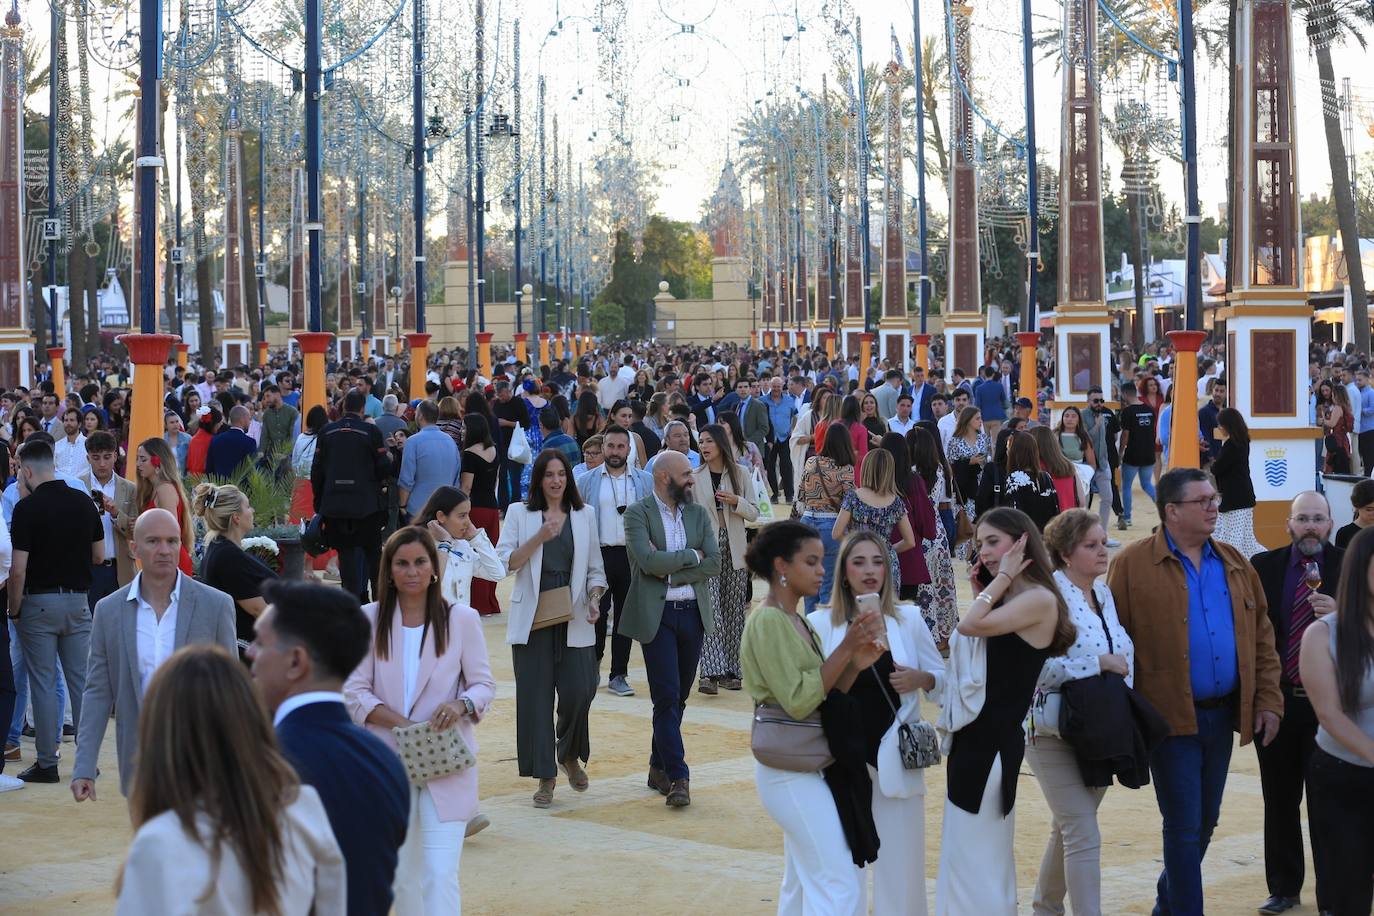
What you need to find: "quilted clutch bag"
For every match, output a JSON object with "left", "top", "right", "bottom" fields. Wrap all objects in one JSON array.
[{"left": 392, "top": 721, "right": 477, "bottom": 786}]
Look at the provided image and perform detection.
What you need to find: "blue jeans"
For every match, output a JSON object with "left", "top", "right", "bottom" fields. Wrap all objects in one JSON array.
[
  {"left": 8, "top": 621, "right": 68, "bottom": 745},
  {"left": 799, "top": 513, "right": 841, "bottom": 615},
  {"left": 642, "top": 600, "right": 704, "bottom": 781},
  {"left": 1150, "top": 705, "right": 1235, "bottom": 916},
  {"left": 939, "top": 507, "right": 957, "bottom": 547},
  {"left": 1121, "top": 463, "right": 1157, "bottom": 522}
]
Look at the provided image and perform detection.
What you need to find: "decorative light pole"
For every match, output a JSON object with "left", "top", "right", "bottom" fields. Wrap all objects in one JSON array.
[
  {"left": 511, "top": 21, "right": 526, "bottom": 363},
  {"left": 405, "top": 0, "right": 433, "bottom": 401},
  {"left": 911, "top": 3, "right": 932, "bottom": 370},
  {"left": 295, "top": 0, "right": 333, "bottom": 416},
  {"left": 45, "top": 0, "right": 62, "bottom": 389}
]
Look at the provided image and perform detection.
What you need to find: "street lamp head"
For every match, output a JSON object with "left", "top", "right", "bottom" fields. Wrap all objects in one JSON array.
[{"left": 522, "top": 283, "right": 533, "bottom": 295}]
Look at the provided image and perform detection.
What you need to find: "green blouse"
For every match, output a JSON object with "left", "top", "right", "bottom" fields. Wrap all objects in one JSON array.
[{"left": 740, "top": 605, "right": 826, "bottom": 720}]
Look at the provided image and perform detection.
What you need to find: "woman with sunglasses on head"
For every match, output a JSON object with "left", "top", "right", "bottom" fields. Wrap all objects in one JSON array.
[
  {"left": 808, "top": 530, "right": 945, "bottom": 916},
  {"left": 691, "top": 423, "right": 759, "bottom": 695},
  {"left": 496, "top": 448, "right": 607, "bottom": 808},
  {"left": 345, "top": 526, "right": 495, "bottom": 914},
  {"left": 936, "top": 508, "right": 1076, "bottom": 915}
]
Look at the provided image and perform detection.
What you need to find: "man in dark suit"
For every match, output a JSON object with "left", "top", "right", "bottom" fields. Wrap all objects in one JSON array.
[
  {"left": 249, "top": 579, "right": 410, "bottom": 916},
  {"left": 312, "top": 387, "right": 393, "bottom": 601},
  {"left": 205, "top": 404, "right": 258, "bottom": 479},
  {"left": 1249, "top": 491, "right": 1340, "bottom": 916},
  {"left": 686, "top": 373, "right": 719, "bottom": 431},
  {"left": 907, "top": 366, "right": 939, "bottom": 422}
]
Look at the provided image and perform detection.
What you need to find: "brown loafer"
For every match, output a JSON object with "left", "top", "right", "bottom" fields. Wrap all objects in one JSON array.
[
  {"left": 666, "top": 778, "right": 690, "bottom": 807},
  {"left": 647, "top": 766, "right": 671, "bottom": 796},
  {"left": 697, "top": 677, "right": 718, "bottom": 696},
  {"left": 559, "top": 758, "right": 589, "bottom": 792}
]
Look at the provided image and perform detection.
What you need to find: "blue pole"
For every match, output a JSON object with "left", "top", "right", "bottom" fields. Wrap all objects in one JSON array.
[
  {"left": 305, "top": 0, "right": 322, "bottom": 332},
  {"left": 912, "top": 3, "right": 930, "bottom": 335},
  {"left": 136, "top": 0, "right": 160, "bottom": 333},
  {"left": 474, "top": 0, "right": 485, "bottom": 332},
  {"left": 47, "top": 1, "right": 59, "bottom": 342},
  {"left": 1021, "top": 0, "right": 1038, "bottom": 331},
  {"left": 513, "top": 22, "right": 522, "bottom": 335},
  {"left": 256, "top": 100, "right": 268, "bottom": 341},
  {"left": 1179, "top": 0, "right": 1200, "bottom": 330},
  {"left": 855, "top": 20, "right": 873, "bottom": 335},
  {"left": 412, "top": 0, "right": 425, "bottom": 333}
]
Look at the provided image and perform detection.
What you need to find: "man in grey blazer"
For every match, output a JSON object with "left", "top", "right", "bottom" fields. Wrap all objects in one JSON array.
[
  {"left": 621, "top": 451, "right": 720, "bottom": 808},
  {"left": 71, "top": 509, "right": 235, "bottom": 801}
]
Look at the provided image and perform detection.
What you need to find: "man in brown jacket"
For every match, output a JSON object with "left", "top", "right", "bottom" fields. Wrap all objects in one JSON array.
[{"left": 1108, "top": 466, "right": 1283, "bottom": 916}]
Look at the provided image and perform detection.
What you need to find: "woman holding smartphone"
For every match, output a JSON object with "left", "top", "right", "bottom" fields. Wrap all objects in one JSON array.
[
  {"left": 936, "top": 508, "right": 1075, "bottom": 914},
  {"left": 808, "top": 530, "right": 945, "bottom": 916}
]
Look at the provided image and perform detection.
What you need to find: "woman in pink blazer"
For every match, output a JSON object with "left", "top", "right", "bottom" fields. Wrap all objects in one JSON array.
[{"left": 344, "top": 526, "right": 495, "bottom": 916}]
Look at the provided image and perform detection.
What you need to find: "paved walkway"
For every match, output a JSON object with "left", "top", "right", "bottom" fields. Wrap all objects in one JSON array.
[{"left": 1, "top": 496, "right": 1308, "bottom": 914}]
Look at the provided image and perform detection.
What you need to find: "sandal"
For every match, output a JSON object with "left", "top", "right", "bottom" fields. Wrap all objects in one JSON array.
[
  {"left": 533, "top": 778, "right": 556, "bottom": 808},
  {"left": 559, "top": 758, "right": 589, "bottom": 792}
]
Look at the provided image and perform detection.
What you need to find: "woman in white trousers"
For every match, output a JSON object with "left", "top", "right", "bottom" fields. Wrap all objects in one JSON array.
[
  {"left": 740, "top": 521, "right": 889, "bottom": 915},
  {"left": 1026, "top": 510, "right": 1135, "bottom": 916},
  {"left": 810, "top": 531, "right": 946, "bottom": 915}
]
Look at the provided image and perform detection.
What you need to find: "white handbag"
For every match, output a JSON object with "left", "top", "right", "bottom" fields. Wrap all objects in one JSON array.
[{"left": 508, "top": 422, "right": 532, "bottom": 464}]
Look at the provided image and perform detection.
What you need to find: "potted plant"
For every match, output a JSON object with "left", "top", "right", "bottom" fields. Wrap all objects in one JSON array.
[{"left": 190, "top": 457, "right": 305, "bottom": 579}]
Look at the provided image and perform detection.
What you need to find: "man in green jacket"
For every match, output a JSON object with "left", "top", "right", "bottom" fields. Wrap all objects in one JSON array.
[{"left": 622, "top": 450, "right": 721, "bottom": 808}]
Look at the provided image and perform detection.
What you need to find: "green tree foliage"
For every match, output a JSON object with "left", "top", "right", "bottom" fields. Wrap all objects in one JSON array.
[
  {"left": 590, "top": 298, "right": 624, "bottom": 337},
  {"left": 593, "top": 216, "right": 713, "bottom": 338}
]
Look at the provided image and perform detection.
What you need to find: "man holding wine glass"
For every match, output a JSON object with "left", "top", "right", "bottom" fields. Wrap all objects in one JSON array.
[{"left": 1249, "top": 491, "right": 1342, "bottom": 915}]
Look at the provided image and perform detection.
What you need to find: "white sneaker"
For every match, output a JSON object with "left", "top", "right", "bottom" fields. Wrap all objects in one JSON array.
[{"left": 0, "top": 773, "right": 25, "bottom": 792}]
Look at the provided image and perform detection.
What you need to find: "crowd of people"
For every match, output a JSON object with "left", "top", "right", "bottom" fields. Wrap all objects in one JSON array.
[{"left": 0, "top": 333, "right": 1373, "bottom": 915}]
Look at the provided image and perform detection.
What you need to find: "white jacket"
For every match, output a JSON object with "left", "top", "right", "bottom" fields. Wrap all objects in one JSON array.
[
  {"left": 807, "top": 603, "right": 946, "bottom": 799},
  {"left": 936, "top": 629, "right": 987, "bottom": 755},
  {"left": 495, "top": 504, "right": 607, "bottom": 647},
  {"left": 438, "top": 530, "right": 506, "bottom": 610}
]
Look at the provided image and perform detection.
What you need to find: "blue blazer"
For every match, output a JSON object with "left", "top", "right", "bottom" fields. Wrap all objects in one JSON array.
[{"left": 276, "top": 700, "right": 411, "bottom": 916}]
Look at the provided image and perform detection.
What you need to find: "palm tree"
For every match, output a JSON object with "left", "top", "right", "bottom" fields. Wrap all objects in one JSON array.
[{"left": 1304, "top": 0, "right": 1372, "bottom": 355}]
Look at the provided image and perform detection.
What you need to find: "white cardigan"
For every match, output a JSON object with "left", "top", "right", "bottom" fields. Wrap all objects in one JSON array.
[
  {"left": 438, "top": 529, "right": 506, "bottom": 610},
  {"left": 495, "top": 503, "right": 607, "bottom": 647},
  {"left": 807, "top": 603, "right": 946, "bottom": 799}
]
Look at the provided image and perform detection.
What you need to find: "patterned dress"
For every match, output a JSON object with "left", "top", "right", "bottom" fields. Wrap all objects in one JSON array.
[
  {"left": 946, "top": 431, "right": 991, "bottom": 561},
  {"left": 518, "top": 397, "right": 547, "bottom": 499},
  {"left": 916, "top": 467, "right": 959, "bottom": 645},
  {"left": 702, "top": 519, "right": 751, "bottom": 679},
  {"left": 839, "top": 489, "right": 907, "bottom": 592}
]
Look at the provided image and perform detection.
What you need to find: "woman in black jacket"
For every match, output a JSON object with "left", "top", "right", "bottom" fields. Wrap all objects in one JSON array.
[{"left": 1211, "top": 407, "right": 1262, "bottom": 557}]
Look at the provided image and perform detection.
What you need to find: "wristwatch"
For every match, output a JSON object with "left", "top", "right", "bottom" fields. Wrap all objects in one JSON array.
[{"left": 460, "top": 697, "right": 475, "bottom": 718}]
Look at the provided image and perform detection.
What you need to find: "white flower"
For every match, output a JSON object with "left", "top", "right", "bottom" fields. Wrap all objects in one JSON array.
[
  {"left": 1007, "top": 470, "right": 1032, "bottom": 489},
  {"left": 241, "top": 536, "right": 280, "bottom": 555}
]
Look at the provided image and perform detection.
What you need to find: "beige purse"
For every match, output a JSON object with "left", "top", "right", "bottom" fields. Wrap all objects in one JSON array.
[
  {"left": 531, "top": 585, "right": 573, "bottom": 631},
  {"left": 391, "top": 721, "right": 476, "bottom": 786}
]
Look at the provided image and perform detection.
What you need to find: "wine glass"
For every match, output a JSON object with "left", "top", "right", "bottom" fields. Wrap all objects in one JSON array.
[{"left": 1304, "top": 560, "right": 1322, "bottom": 593}]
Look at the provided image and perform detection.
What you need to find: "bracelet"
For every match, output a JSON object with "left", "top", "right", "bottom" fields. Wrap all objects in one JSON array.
[{"left": 973, "top": 591, "right": 994, "bottom": 605}]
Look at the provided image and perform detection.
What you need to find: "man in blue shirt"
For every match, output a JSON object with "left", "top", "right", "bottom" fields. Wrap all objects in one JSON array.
[
  {"left": 763, "top": 376, "right": 797, "bottom": 502},
  {"left": 537, "top": 405, "right": 582, "bottom": 468},
  {"left": 1356, "top": 369, "right": 1374, "bottom": 474},
  {"left": 1108, "top": 467, "right": 1283, "bottom": 916},
  {"left": 397, "top": 399, "right": 460, "bottom": 520},
  {"left": 972, "top": 364, "right": 1008, "bottom": 440}
]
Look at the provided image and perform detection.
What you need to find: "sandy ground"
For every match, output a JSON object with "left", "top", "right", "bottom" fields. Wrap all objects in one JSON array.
[{"left": 1, "top": 496, "right": 1315, "bottom": 915}]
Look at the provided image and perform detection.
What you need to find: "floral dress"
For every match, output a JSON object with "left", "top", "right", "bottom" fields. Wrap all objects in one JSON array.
[
  {"left": 946, "top": 431, "right": 990, "bottom": 561},
  {"left": 518, "top": 397, "right": 547, "bottom": 499},
  {"left": 840, "top": 489, "right": 907, "bottom": 592},
  {"left": 916, "top": 467, "right": 959, "bottom": 645}
]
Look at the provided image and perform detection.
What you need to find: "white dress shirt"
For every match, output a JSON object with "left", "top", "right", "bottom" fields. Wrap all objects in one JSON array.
[
  {"left": 91, "top": 472, "right": 117, "bottom": 560},
  {"left": 887, "top": 415, "right": 918, "bottom": 436},
  {"left": 402, "top": 625, "right": 424, "bottom": 713},
  {"left": 133, "top": 572, "right": 182, "bottom": 695},
  {"left": 596, "top": 468, "right": 632, "bottom": 546},
  {"left": 654, "top": 494, "right": 696, "bottom": 601},
  {"left": 272, "top": 691, "right": 346, "bottom": 728},
  {"left": 53, "top": 433, "right": 89, "bottom": 479},
  {"left": 937, "top": 412, "right": 957, "bottom": 449}
]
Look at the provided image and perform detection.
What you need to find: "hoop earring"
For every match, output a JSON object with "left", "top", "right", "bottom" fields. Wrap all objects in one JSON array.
[{"left": 430, "top": 574, "right": 438, "bottom": 584}]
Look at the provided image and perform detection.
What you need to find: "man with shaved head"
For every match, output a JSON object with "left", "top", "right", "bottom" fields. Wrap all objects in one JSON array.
[
  {"left": 70, "top": 508, "right": 236, "bottom": 802},
  {"left": 205, "top": 401, "right": 259, "bottom": 479},
  {"left": 1249, "top": 491, "right": 1341, "bottom": 914},
  {"left": 620, "top": 449, "right": 720, "bottom": 808}
]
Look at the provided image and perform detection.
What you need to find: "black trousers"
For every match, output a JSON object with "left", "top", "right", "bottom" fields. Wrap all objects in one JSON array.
[
  {"left": 1255, "top": 687, "right": 1326, "bottom": 907},
  {"left": 326, "top": 514, "right": 385, "bottom": 603},
  {"left": 1359, "top": 430, "right": 1374, "bottom": 475},
  {"left": 765, "top": 440, "right": 794, "bottom": 500},
  {"left": 1308, "top": 747, "right": 1374, "bottom": 915},
  {"left": 595, "top": 546, "right": 634, "bottom": 680}
]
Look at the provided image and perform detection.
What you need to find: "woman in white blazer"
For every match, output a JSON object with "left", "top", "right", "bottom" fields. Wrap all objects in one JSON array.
[
  {"left": 412, "top": 485, "right": 507, "bottom": 610},
  {"left": 118, "top": 645, "right": 345, "bottom": 916},
  {"left": 691, "top": 423, "right": 759, "bottom": 693},
  {"left": 496, "top": 448, "right": 607, "bottom": 808},
  {"left": 808, "top": 530, "right": 945, "bottom": 916},
  {"left": 344, "top": 526, "right": 496, "bottom": 916}
]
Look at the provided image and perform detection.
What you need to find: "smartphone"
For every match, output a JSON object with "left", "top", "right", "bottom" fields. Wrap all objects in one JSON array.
[
  {"left": 855, "top": 593, "right": 887, "bottom": 648},
  {"left": 972, "top": 560, "right": 995, "bottom": 589},
  {"left": 91, "top": 491, "right": 105, "bottom": 514}
]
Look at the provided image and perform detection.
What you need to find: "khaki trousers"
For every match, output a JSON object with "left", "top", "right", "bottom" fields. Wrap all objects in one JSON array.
[{"left": 1024, "top": 735, "right": 1109, "bottom": 916}]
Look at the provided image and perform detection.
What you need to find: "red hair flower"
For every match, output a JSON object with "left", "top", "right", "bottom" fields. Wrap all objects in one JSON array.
[{"left": 149, "top": 455, "right": 162, "bottom": 469}]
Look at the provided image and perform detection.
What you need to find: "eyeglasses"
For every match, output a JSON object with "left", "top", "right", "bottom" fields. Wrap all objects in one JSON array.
[
  {"left": 1290, "top": 515, "right": 1329, "bottom": 526},
  {"left": 1172, "top": 495, "right": 1221, "bottom": 510}
]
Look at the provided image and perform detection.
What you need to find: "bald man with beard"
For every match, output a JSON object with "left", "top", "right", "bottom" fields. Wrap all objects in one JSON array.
[{"left": 71, "top": 509, "right": 236, "bottom": 802}]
